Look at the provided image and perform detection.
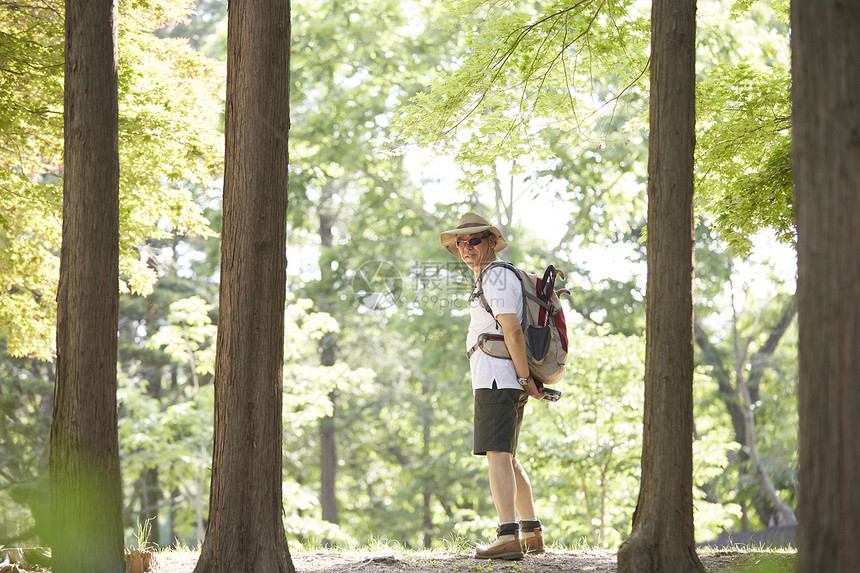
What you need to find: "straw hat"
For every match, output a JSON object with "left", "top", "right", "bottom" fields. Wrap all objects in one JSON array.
[{"left": 440, "top": 212, "right": 509, "bottom": 257}]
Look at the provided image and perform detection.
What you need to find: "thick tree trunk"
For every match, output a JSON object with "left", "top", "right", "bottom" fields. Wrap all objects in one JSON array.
[
  {"left": 616, "top": 0, "right": 702, "bottom": 569},
  {"left": 49, "top": 0, "right": 123, "bottom": 570},
  {"left": 792, "top": 1, "right": 860, "bottom": 571},
  {"left": 192, "top": 0, "right": 293, "bottom": 570}
]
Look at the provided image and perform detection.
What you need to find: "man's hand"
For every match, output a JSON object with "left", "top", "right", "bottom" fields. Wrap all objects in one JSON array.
[
  {"left": 496, "top": 313, "right": 545, "bottom": 399},
  {"left": 522, "top": 376, "right": 545, "bottom": 400}
]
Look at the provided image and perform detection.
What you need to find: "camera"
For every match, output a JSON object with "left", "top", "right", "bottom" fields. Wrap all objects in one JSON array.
[{"left": 542, "top": 388, "right": 562, "bottom": 402}]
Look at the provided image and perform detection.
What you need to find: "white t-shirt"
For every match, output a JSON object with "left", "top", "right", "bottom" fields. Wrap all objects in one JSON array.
[{"left": 466, "top": 264, "right": 524, "bottom": 392}]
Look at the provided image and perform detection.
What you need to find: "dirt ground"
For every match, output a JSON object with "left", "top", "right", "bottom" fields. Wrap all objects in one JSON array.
[
  {"left": 154, "top": 550, "right": 614, "bottom": 572},
  {"left": 0, "top": 547, "right": 796, "bottom": 573},
  {"left": 151, "top": 549, "right": 797, "bottom": 573}
]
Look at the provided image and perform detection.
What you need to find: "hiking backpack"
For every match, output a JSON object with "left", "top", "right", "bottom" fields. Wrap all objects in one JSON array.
[{"left": 466, "top": 261, "right": 569, "bottom": 385}]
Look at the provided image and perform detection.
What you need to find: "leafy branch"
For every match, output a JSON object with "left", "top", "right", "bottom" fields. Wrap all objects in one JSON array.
[
  {"left": 446, "top": 0, "right": 613, "bottom": 137},
  {"left": 398, "top": 0, "right": 650, "bottom": 178}
]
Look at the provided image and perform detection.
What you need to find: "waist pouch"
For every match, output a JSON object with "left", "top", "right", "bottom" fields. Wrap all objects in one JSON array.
[{"left": 466, "top": 333, "right": 511, "bottom": 360}]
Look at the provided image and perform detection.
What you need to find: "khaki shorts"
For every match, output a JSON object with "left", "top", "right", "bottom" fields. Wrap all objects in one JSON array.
[{"left": 473, "top": 385, "right": 527, "bottom": 456}]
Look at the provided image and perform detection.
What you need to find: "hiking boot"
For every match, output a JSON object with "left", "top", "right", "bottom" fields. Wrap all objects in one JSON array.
[
  {"left": 475, "top": 524, "right": 523, "bottom": 560},
  {"left": 520, "top": 519, "right": 545, "bottom": 554}
]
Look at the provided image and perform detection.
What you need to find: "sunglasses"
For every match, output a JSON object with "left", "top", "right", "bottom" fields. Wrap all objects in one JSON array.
[{"left": 456, "top": 236, "right": 485, "bottom": 249}]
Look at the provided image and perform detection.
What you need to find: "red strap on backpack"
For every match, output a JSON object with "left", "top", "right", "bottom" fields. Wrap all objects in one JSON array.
[{"left": 536, "top": 274, "right": 569, "bottom": 353}]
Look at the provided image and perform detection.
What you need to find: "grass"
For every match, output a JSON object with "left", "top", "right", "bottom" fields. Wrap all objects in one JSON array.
[
  {"left": 156, "top": 541, "right": 198, "bottom": 556},
  {"left": 129, "top": 519, "right": 157, "bottom": 553},
  {"left": 288, "top": 534, "right": 599, "bottom": 556},
  {"left": 698, "top": 545, "right": 798, "bottom": 573}
]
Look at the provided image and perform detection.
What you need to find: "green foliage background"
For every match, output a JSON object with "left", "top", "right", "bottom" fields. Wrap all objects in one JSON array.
[{"left": 0, "top": 0, "right": 797, "bottom": 553}]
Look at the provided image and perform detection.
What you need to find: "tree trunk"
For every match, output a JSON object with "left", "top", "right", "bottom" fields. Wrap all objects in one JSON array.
[
  {"left": 142, "top": 374, "right": 162, "bottom": 546},
  {"left": 319, "top": 390, "right": 338, "bottom": 525},
  {"left": 170, "top": 487, "right": 181, "bottom": 547},
  {"left": 192, "top": 0, "right": 293, "bottom": 570},
  {"left": 736, "top": 372, "right": 796, "bottom": 526},
  {"left": 792, "top": 0, "right": 860, "bottom": 571},
  {"left": 318, "top": 208, "right": 339, "bottom": 528},
  {"left": 616, "top": 0, "right": 702, "bottom": 569},
  {"left": 49, "top": 0, "right": 124, "bottom": 569},
  {"left": 695, "top": 298, "right": 798, "bottom": 527},
  {"left": 142, "top": 468, "right": 161, "bottom": 546},
  {"left": 422, "top": 377, "right": 433, "bottom": 549}
]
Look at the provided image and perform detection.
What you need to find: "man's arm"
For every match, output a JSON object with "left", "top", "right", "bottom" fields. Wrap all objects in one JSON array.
[{"left": 496, "top": 313, "right": 544, "bottom": 399}]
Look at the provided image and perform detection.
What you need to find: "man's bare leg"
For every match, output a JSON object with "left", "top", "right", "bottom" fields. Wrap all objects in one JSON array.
[
  {"left": 513, "top": 457, "right": 544, "bottom": 553},
  {"left": 477, "top": 451, "right": 524, "bottom": 560},
  {"left": 513, "top": 457, "right": 536, "bottom": 520},
  {"left": 487, "top": 451, "right": 517, "bottom": 523}
]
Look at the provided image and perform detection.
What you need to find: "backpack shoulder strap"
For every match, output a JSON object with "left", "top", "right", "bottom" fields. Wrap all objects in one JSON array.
[{"left": 469, "top": 261, "right": 520, "bottom": 319}]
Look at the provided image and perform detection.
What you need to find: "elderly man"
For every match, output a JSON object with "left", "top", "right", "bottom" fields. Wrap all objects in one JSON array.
[{"left": 440, "top": 212, "right": 546, "bottom": 560}]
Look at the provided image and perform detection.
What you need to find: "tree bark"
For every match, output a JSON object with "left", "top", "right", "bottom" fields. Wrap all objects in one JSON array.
[
  {"left": 616, "top": 0, "right": 702, "bottom": 568},
  {"left": 49, "top": 0, "right": 124, "bottom": 569},
  {"left": 792, "top": 0, "right": 860, "bottom": 571},
  {"left": 192, "top": 0, "right": 293, "bottom": 570}
]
